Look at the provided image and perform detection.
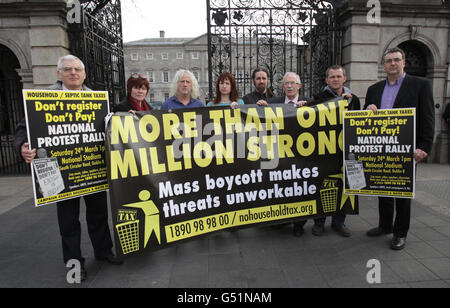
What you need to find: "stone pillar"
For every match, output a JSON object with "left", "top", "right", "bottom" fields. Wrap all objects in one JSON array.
[
  {"left": 337, "top": 0, "right": 380, "bottom": 109},
  {"left": 338, "top": 0, "right": 450, "bottom": 163},
  {"left": 16, "top": 69, "right": 33, "bottom": 89},
  {"left": 27, "top": 1, "right": 70, "bottom": 89}
]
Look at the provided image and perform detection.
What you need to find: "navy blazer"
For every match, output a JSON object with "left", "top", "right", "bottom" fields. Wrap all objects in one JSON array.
[{"left": 364, "top": 74, "right": 435, "bottom": 154}]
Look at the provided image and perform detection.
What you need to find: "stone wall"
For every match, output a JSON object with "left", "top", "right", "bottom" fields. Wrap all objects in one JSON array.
[{"left": 0, "top": 0, "right": 70, "bottom": 89}]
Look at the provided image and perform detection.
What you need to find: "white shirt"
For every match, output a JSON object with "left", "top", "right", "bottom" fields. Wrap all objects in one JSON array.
[
  {"left": 62, "top": 84, "right": 83, "bottom": 91},
  {"left": 284, "top": 95, "right": 299, "bottom": 104}
]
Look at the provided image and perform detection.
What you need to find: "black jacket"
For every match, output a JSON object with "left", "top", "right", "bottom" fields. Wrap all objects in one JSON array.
[
  {"left": 444, "top": 103, "right": 450, "bottom": 123},
  {"left": 312, "top": 89, "right": 361, "bottom": 111},
  {"left": 364, "top": 74, "right": 435, "bottom": 154},
  {"left": 113, "top": 97, "right": 152, "bottom": 112},
  {"left": 242, "top": 91, "right": 273, "bottom": 105}
]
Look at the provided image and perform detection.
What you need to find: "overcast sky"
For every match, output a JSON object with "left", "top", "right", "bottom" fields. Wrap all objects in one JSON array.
[{"left": 121, "top": 0, "right": 208, "bottom": 42}]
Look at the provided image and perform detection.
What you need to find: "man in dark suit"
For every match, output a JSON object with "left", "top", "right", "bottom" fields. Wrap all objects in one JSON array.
[
  {"left": 364, "top": 47, "right": 435, "bottom": 250},
  {"left": 268, "top": 72, "right": 309, "bottom": 106},
  {"left": 14, "top": 55, "right": 123, "bottom": 281}
]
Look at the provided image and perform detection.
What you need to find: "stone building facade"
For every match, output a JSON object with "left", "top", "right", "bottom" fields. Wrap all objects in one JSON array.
[
  {"left": 1, "top": 0, "right": 449, "bottom": 175},
  {"left": 124, "top": 32, "right": 210, "bottom": 106},
  {"left": 0, "top": 0, "right": 70, "bottom": 174},
  {"left": 0, "top": 0, "right": 124, "bottom": 174}
]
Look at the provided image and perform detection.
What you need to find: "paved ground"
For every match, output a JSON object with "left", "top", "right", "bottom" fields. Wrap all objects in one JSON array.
[{"left": 0, "top": 163, "right": 449, "bottom": 288}]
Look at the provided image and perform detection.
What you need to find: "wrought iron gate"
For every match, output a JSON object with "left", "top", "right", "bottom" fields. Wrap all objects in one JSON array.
[
  {"left": 0, "top": 44, "right": 29, "bottom": 175},
  {"left": 207, "top": 0, "right": 344, "bottom": 99},
  {"left": 68, "top": 0, "right": 126, "bottom": 107}
]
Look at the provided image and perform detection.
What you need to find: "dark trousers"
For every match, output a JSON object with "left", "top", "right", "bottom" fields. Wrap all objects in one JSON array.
[
  {"left": 378, "top": 197, "right": 411, "bottom": 238},
  {"left": 294, "top": 213, "right": 346, "bottom": 227},
  {"left": 57, "top": 191, "right": 113, "bottom": 263}
]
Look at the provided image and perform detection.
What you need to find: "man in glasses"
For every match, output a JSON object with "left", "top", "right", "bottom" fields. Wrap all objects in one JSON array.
[
  {"left": 364, "top": 47, "right": 435, "bottom": 250},
  {"left": 14, "top": 55, "right": 122, "bottom": 282},
  {"left": 268, "top": 72, "right": 309, "bottom": 106}
]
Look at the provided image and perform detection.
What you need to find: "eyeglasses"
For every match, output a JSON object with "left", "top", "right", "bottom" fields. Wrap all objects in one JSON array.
[
  {"left": 283, "top": 81, "right": 299, "bottom": 86},
  {"left": 384, "top": 58, "right": 403, "bottom": 64},
  {"left": 131, "top": 73, "right": 147, "bottom": 79},
  {"left": 61, "top": 67, "right": 84, "bottom": 73}
]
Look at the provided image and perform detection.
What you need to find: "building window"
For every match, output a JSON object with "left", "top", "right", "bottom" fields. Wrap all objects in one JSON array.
[
  {"left": 162, "top": 71, "right": 170, "bottom": 83},
  {"left": 193, "top": 71, "right": 200, "bottom": 82},
  {"left": 164, "top": 92, "right": 170, "bottom": 100},
  {"left": 146, "top": 71, "right": 155, "bottom": 83},
  {"left": 131, "top": 53, "right": 139, "bottom": 61},
  {"left": 192, "top": 52, "right": 200, "bottom": 60},
  {"left": 176, "top": 52, "right": 184, "bottom": 60},
  {"left": 162, "top": 52, "right": 169, "bottom": 60},
  {"left": 146, "top": 53, "right": 153, "bottom": 60}
]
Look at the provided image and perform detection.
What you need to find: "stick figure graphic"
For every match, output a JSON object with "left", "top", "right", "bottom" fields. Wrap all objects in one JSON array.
[{"left": 124, "top": 190, "right": 161, "bottom": 247}]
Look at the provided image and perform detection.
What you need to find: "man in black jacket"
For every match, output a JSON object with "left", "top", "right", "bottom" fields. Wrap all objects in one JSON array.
[
  {"left": 14, "top": 55, "right": 122, "bottom": 281},
  {"left": 364, "top": 47, "right": 435, "bottom": 250},
  {"left": 313, "top": 65, "right": 361, "bottom": 111},
  {"left": 292, "top": 66, "right": 359, "bottom": 238},
  {"left": 242, "top": 68, "right": 274, "bottom": 105}
]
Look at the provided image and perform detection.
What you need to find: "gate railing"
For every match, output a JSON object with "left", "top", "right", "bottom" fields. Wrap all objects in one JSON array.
[
  {"left": 207, "top": 0, "right": 344, "bottom": 99},
  {"left": 0, "top": 135, "right": 30, "bottom": 175},
  {"left": 0, "top": 76, "right": 29, "bottom": 175},
  {"left": 67, "top": 0, "right": 126, "bottom": 108}
]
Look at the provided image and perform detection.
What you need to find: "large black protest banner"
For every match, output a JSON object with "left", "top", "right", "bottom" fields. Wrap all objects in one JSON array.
[
  {"left": 343, "top": 108, "right": 416, "bottom": 198},
  {"left": 23, "top": 90, "right": 110, "bottom": 206},
  {"left": 106, "top": 97, "right": 358, "bottom": 258}
]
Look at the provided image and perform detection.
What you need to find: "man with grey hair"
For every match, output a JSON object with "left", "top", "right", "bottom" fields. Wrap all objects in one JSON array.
[
  {"left": 14, "top": 54, "right": 122, "bottom": 281},
  {"left": 161, "top": 69, "right": 204, "bottom": 109},
  {"left": 268, "top": 72, "right": 309, "bottom": 106}
]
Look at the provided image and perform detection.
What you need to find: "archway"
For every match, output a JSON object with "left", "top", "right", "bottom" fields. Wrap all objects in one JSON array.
[
  {"left": 398, "top": 40, "right": 433, "bottom": 78},
  {"left": 0, "top": 44, "right": 28, "bottom": 174}
]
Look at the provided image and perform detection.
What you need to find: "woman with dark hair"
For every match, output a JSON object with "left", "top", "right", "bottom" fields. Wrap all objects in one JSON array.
[
  {"left": 207, "top": 72, "right": 244, "bottom": 108},
  {"left": 113, "top": 74, "right": 152, "bottom": 112}
]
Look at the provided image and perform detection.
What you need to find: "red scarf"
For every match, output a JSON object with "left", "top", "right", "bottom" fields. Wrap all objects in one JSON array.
[{"left": 129, "top": 96, "right": 149, "bottom": 111}]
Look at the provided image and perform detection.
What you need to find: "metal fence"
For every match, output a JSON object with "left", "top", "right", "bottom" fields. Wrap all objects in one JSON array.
[
  {"left": 68, "top": 0, "right": 126, "bottom": 108},
  {"left": 0, "top": 64, "right": 29, "bottom": 175},
  {"left": 207, "top": 0, "right": 344, "bottom": 99}
]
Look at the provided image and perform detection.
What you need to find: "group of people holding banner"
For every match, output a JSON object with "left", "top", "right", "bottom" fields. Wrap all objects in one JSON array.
[{"left": 14, "top": 45, "right": 435, "bottom": 281}]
